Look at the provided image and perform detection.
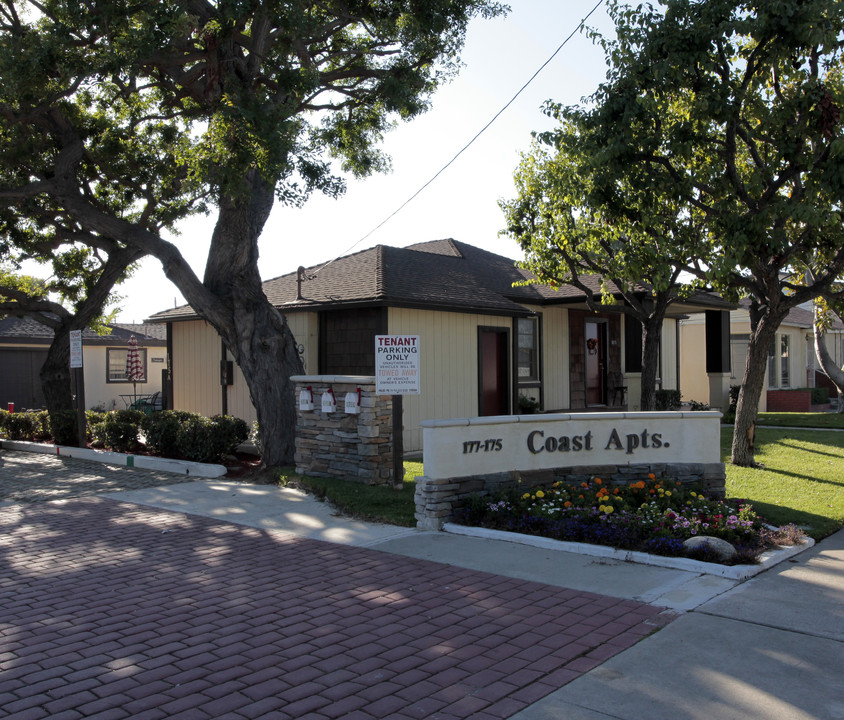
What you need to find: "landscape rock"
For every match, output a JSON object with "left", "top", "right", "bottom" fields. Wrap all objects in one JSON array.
[{"left": 682, "top": 535, "right": 737, "bottom": 561}]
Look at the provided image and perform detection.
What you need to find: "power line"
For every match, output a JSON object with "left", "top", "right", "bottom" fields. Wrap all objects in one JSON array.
[{"left": 312, "top": 0, "right": 606, "bottom": 275}]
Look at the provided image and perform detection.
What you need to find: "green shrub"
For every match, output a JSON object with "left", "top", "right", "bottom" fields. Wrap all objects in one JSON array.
[
  {"left": 811, "top": 387, "right": 830, "bottom": 405},
  {"left": 688, "top": 399, "right": 711, "bottom": 411},
  {"left": 49, "top": 410, "right": 80, "bottom": 446},
  {"left": 1, "top": 411, "right": 41, "bottom": 440},
  {"left": 141, "top": 410, "right": 194, "bottom": 457},
  {"left": 177, "top": 414, "right": 248, "bottom": 463},
  {"left": 655, "top": 389, "right": 682, "bottom": 410},
  {"left": 33, "top": 411, "right": 52, "bottom": 440},
  {"left": 91, "top": 409, "right": 144, "bottom": 453}
]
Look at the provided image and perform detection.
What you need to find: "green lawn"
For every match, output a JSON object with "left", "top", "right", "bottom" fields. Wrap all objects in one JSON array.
[
  {"left": 277, "top": 428, "right": 844, "bottom": 539},
  {"left": 724, "top": 426, "right": 844, "bottom": 539},
  {"left": 756, "top": 412, "right": 844, "bottom": 430}
]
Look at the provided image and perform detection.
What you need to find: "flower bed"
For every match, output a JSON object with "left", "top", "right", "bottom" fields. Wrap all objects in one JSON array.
[{"left": 452, "top": 474, "right": 804, "bottom": 565}]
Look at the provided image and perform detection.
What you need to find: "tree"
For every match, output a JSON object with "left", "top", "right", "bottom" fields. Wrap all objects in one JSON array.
[
  {"left": 1, "top": 243, "right": 142, "bottom": 442},
  {"left": 544, "top": 0, "right": 843, "bottom": 465},
  {"left": 501, "top": 128, "right": 707, "bottom": 411},
  {"left": 0, "top": 0, "right": 505, "bottom": 467}
]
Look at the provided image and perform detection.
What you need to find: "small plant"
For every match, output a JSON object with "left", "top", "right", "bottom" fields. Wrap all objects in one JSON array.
[
  {"left": 177, "top": 414, "right": 249, "bottom": 463},
  {"left": 141, "top": 410, "right": 195, "bottom": 457},
  {"left": 688, "top": 399, "right": 711, "bottom": 411},
  {"left": 655, "top": 389, "right": 682, "bottom": 410},
  {"left": 453, "top": 475, "right": 806, "bottom": 565},
  {"left": 49, "top": 410, "right": 80, "bottom": 446},
  {"left": 518, "top": 394, "right": 541, "bottom": 414},
  {"left": 91, "top": 409, "right": 144, "bottom": 452},
  {"left": 0, "top": 411, "right": 41, "bottom": 440}
]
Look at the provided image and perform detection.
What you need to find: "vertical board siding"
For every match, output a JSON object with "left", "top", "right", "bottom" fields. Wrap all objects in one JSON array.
[
  {"left": 172, "top": 320, "right": 224, "bottom": 418},
  {"left": 527, "top": 305, "right": 569, "bottom": 412},
  {"left": 661, "top": 318, "right": 678, "bottom": 391},
  {"left": 388, "top": 307, "right": 511, "bottom": 452}
]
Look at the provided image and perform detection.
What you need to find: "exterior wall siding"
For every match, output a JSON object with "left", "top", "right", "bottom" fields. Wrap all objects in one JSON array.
[
  {"left": 660, "top": 318, "right": 678, "bottom": 391},
  {"left": 172, "top": 320, "right": 226, "bottom": 418},
  {"left": 388, "top": 307, "right": 511, "bottom": 452}
]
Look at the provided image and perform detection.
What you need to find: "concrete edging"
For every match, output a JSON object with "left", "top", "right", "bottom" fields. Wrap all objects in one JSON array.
[
  {"left": 442, "top": 522, "right": 815, "bottom": 580},
  {"left": 1, "top": 440, "right": 227, "bottom": 478}
]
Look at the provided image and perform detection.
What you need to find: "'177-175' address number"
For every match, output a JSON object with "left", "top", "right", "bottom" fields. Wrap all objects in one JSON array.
[{"left": 462, "top": 439, "right": 503, "bottom": 454}]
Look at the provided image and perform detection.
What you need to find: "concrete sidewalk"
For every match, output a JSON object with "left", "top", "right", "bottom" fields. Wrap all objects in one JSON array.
[{"left": 511, "top": 529, "right": 844, "bottom": 720}]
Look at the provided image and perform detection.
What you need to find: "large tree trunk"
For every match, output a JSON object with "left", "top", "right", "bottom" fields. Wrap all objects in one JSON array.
[
  {"left": 195, "top": 171, "right": 304, "bottom": 468},
  {"left": 40, "top": 326, "right": 75, "bottom": 413},
  {"left": 814, "top": 319, "right": 844, "bottom": 413},
  {"left": 731, "top": 304, "right": 787, "bottom": 466}
]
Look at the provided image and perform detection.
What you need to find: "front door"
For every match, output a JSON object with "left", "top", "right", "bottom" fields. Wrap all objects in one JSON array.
[
  {"left": 478, "top": 328, "right": 509, "bottom": 416},
  {"left": 585, "top": 320, "right": 607, "bottom": 406}
]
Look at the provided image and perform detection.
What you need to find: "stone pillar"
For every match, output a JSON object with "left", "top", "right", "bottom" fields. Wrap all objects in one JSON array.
[{"left": 291, "top": 375, "right": 395, "bottom": 484}]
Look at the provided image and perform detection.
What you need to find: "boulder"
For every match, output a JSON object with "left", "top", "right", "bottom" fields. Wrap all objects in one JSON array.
[{"left": 682, "top": 535, "right": 737, "bottom": 561}]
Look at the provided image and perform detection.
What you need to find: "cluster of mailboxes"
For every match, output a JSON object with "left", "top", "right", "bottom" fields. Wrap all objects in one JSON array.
[{"left": 298, "top": 386, "right": 361, "bottom": 415}]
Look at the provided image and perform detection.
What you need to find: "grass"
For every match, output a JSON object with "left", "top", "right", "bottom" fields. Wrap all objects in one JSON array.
[
  {"left": 756, "top": 412, "right": 844, "bottom": 430},
  {"left": 276, "top": 421, "right": 843, "bottom": 540},
  {"left": 723, "top": 427, "right": 844, "bottom": 539},
  {"left": 275, "top": 461, "right": 422, "bottom": 527}
]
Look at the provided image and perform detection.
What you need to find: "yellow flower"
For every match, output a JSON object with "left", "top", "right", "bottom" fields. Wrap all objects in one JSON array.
[
  {"left": 604, "top": 505, "right": 614, "bottom": 514},
  {"left": 641, "top": 503, "right": 648, "bottom": 509},
  {"left": 536, "top": 490, "right": 545, "bottom": 499},
  {"left": 522, "top": 493, "right": 530, "bottom": 500},
  {"left": 665, "top": 491, "right": 672, "bottom": 497}
]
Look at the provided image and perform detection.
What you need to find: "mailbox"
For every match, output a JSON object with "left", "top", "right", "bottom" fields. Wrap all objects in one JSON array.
[
  {"left": 344, "top": 387, "right": 361, "bottom": 414},
  {"left": 299, "top": 386, "right": 314, "bottom": 411},
  {"left": 321, "top": 387, "right": 337, "bottom": 413}
]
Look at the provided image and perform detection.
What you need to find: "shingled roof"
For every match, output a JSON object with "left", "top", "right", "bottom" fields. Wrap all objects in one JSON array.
[
  {"left": 0, "top": 315, "right": 166, "bottom": 345},
  {"left": 147, "top": 238, "right": 733, "bottom": 322}
]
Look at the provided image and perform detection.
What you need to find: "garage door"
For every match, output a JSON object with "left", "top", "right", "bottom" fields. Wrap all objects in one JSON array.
[{"left": 0, "top": 349, "right": 48, "bottom": 410}]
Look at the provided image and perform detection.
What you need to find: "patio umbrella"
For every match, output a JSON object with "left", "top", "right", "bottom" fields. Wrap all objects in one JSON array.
[{"left": 125, "top": 335, "right": 144, "bottom": 402}]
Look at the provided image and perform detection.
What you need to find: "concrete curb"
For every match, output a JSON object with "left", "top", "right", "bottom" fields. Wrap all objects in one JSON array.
[
  {"left": 1, "top": 440, "right": 227, "bottom": 478},
  {"left": 442, "top": 522, "right": 815, "bottom": 580}
]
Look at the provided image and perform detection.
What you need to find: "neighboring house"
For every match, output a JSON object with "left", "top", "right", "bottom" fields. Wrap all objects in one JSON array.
[
  {"left": 148, "top": 239, "right": 734, "bottom": 452},
  {"left": 0, "top": 316, "right": 167, "bottom": 411},
  {"left": 679, "top": 300, "right": 844, "bottom": 411}
]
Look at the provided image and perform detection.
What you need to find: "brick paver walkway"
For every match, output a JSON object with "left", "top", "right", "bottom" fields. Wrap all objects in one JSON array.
[
  {"left": 0, "top": 449, "right": 197, "bottom": 504},
  {"left": 0, "top": 496, "right": 675, "bottom": 720}
]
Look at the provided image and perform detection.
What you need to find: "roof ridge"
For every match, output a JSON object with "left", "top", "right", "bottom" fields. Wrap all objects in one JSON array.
[{"left": 375, "top": 245, "right": 387, "bottom": 299}]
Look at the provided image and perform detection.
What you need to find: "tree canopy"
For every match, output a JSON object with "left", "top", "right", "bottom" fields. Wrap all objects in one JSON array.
[
  {"left": 508, "top": 0, "right": 843, "bottom": 464},
  {"left": 0, "top": 0, "right": 506, "bottom": 466}
]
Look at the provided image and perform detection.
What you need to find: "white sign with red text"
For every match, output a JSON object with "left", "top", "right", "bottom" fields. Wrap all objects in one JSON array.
[{"left": 375, "top": 335, "right": 420, "bottom": 395}]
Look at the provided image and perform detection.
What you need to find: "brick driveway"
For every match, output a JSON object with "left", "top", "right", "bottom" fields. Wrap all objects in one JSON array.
[{"left": 0, "top": 469, "right": 675, "bottom": 719}]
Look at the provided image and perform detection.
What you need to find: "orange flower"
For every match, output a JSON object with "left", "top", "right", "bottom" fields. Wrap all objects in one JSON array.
[
  {"left": 594, "top": 478, "right": 602, "bottom": 485},
  {"left": 613, "top": 488, "right": 620, "bottom": 495},
  {"left": 564, "top": 501, "right": 572, "bottom": 508},
  {"left": 581, "top": 482, "right": 589, "bottom": 488},
  {"left": 648, "top": 473, "right": 656, "bottom": 480}
]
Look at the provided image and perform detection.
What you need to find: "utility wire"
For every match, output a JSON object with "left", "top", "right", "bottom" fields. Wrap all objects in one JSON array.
[{"left": 312, "top": 0, "right": 606, "bottom": 276}]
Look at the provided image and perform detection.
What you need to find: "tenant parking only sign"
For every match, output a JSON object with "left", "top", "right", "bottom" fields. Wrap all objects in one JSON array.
[{"left": 375, "top": 335, "right": 421, "bottom": 395}]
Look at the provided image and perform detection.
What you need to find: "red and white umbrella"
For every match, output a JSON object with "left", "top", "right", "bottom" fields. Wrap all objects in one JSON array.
[{"left": 125, "top": 335, "right": 143, "bottom": 400}]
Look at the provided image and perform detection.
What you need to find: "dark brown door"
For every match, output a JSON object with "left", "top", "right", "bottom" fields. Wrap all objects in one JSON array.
[
  {"left": 479, "top": 328, "right": 509, "bottom": 416},
  {"left": 0, "top": 349, "right": 48, "bottom": 410},
  {"left": 585, "top": 320, "right": 607, "bottom": 406}
]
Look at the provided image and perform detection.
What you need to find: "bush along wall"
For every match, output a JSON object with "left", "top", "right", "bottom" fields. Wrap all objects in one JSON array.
[{"left": 0, "top": 409, "right": 248, "bottom": 464}]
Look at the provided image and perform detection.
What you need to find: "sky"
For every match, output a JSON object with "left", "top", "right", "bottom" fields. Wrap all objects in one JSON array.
[{"left": 107, "top": 2, "right": 617, "bottom": 323}]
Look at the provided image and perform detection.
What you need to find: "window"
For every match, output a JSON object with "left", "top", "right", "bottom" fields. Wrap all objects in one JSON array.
[
  {"left": 517, "top": 317, "right": 539, "bottom": 382},
  {"left": 107, "top": 348, "right": 147, "bottom": 383},
  {"left": 780, "top": 335, "right": 790, "bottom": 387},
  {"left": 767, "top": 337, "right": 777, "bottom": 388}
]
